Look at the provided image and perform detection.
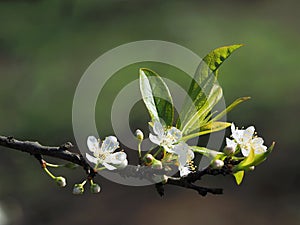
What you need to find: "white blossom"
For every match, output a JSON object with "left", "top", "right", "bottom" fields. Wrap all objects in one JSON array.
[
  {"left": 172, "top": 142, "right": 194, "bottom": 172},
  {"left": 149, "top": 121, "right": 182, "bottom": 153},
  {"left": 228, "top": 123, "right": 267, "bottom": 157},
  {"left": 149, "top": 122, "right": 194, "bottom": 176},
  {"left": 86, "top": 136, "right": 128, "bottom": 170}
]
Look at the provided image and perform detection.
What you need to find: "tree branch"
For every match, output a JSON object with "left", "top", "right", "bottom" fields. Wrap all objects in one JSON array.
[
  {"left": 0, "top": 135, "right": 95, "bottom": 176},
  {"left": 0, "top": 135, "right": 232, "bottom": 196}
]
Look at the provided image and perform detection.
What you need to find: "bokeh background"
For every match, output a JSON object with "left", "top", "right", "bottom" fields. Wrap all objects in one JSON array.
[{"left": 0, "top": 0, "right": 299, "bottom": 225}]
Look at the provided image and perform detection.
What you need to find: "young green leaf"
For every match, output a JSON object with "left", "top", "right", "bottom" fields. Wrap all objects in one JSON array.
[
  {"left": 233, "top": 170, "right": 244, "bottom": 185},
  {"left": 181, "top": 83, "right": 223, "bottom": 135},
  {"left": 181, "top": 121, "right": 231, "bottom": 141},
  {"left": 233, "top": 142, "right": 275, "bottom": 173},
  {"left": 203, "top": 44, "right": 243, "bottom": 76},
  {"left": 233, "top": 148, "right": 255, "bottom": 172},
  {"left": 139, "top": 68, "right": 174, "bottom": 126},
  {"left": 178, "top": 44, "right": 243, "bottom": 134},
  {"left": 211, "top": 97, "right": 251, "bottom": 122}
]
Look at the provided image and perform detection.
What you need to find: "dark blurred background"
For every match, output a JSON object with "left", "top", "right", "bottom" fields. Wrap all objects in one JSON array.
[{"left": 0, "top": 0, "right": 299, "bottom": 224}]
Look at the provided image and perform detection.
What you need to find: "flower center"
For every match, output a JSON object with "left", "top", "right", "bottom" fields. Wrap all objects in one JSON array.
[{"left": 98, "top": 152, "right": 108, "bottom": 161}]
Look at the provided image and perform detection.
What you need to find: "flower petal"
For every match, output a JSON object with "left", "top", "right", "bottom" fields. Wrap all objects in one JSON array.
[
  {"left": 226, "top": 138, "right": 237, "bottom": 151},
  {"left": 87, "top": 136, "right": 100, "bottom": 153},
  {"left": 149, "top": 133, "right": 162, "bottom": 145},
  {"left": 167, "top": 127, "right": 182, "bottom": 143},
  {"left": 251, "top": 137, "right": 264, "bottom": 146},
  {"left": 173, "top": 142, "right": 189, "bottom": 166},
  {"left": 231, "top": 123, "right": 235, "bottom": 133},
  {"left": 255, "top": 145, "right": 267, "bottom": 154},
  {"left": 107, "top": 152, "right": 127, "bottom": 164},
  {"left": 102, "top": 162, "right": 117, "bottom": 170},
  {"left": 231, "top": 124, "right": 244, "bottom": 143},
  {"left": 85, "top": 153, "right": 98, "bottom": 164},
  {"left": 187, "top": 148, "right": 194, "bottom": 161},
  {"left": 179, "top": 165, "right": 191, "bottom": 177},
  {"left": 101, "top": 136, "right": 119, "bottom": 153},
  {"left": 241, "top": 146, "right": 250, "bottom": 157},
  {"left": 153, "top": 121, "right": 164, "bottom": 137},
  {"left": 243, "top": 126, "right": 255, "bottom": 143},
  {"left": 115, "top": 159, "right": 128, "bottom": 169}
]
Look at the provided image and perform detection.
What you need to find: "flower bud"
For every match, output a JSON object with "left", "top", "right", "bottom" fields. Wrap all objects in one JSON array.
[
  {"left": 90, "top": 183, "right": 101, "bottom": 194},
  {"left": 144, "top": 154, "right": 162, "bottom": 169},
  {"left": 223, "top": 146, "right": 235, "bottom": 155},
  {"left": 211, "top": 159, "right": 224, "bottom": 169},
  {"left": 73, "top": 184, "right": 84, "bottom": 195},
  {"left": 55, "top": 176, "right": 67, "bottom": 187},
  {"left": 144, "top": 154, "right": 155, "bottom": 165},
  {"left": 135, "top": 129, "right": 144, "bottom": 141}
]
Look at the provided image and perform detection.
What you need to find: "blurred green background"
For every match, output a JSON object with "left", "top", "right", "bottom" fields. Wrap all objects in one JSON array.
[{"left": 0, "top": 0, "right": 299, "bottom": 224}]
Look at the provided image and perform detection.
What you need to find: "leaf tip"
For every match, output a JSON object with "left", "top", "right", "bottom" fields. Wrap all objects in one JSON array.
[
  {"left": 242, "top": 96, "right": 251, "bottom": 101},
  {"left": 268, "top": 142, "right": 276, "bottom": 153},
  {"left": 139, "top": 68, "right": 146, "bottom": 76}
]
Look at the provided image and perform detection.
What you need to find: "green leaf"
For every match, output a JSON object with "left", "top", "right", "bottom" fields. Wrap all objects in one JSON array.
[
  {"left": 233, "top": 148, "right": 255, "bottom": 172},
  {"left": 211, "top": 97, "right": 251, "bottom": 122},
  {"left": 181, "top": 83, "right": 223, "bottom": 135},
  {"left": 233, "top": 170, "right": 244, "bottom": 185},
  {"left": 203, "top": 44, "right": 243, "bottom": 76},
  {"left": 139, "top": 68, "right": 174, "bottom": 126},
  {"left": 178, "top": 44, "right": 243, "bottom": 134},
  {"left": 181, "top": 121, "right": 231, "bottom": 141},
  {"left": 233, "top": 142, "right": 275, "bottom": 172},
  {"left": 177, "top": 68, "right": 215, "bottom": 131},
  {"left": 139, "top": 69, "right": 159, "bottom": 122}
]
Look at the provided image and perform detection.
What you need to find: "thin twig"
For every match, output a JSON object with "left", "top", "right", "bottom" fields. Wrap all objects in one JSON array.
[
  {"left": 0, "top": 135, "right": 95, "bottom": 177},
  {"left": 0, "top": 135, "right": 230, "bottom": 196}
]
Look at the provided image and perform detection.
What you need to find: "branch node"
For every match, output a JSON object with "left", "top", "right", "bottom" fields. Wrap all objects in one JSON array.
[{"left": 59, "top": 142, "right": 74, "bottom": 150}]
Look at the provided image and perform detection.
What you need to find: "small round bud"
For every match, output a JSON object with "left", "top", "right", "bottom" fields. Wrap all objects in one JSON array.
[
  {"left": 90, "top": 183, "right": 101, "bottom": 194},
  {"left": 211, "top": 159, "right": 224, "bottom": 169},
  {"left": 223, "top": 146, "right": 235, "bottom": 155},
  {"left": 55, "top": 176, "right": 67, "bottom": 187},
  {"left": 135, "top": 129, "right": 144, "bottom": 141},
  {"left": 73, "top": 184, "right": 84, "bottom": 195},
  {"left": 144, "top": 154, "right": 155, "bottom": 165}
]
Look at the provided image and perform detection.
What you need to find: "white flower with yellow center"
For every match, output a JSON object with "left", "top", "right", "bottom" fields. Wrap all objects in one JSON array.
[
  {"left": 149, "top": 121, "right": 194, "bottom": 176},
  {"left": 86, "top": 136, "right": 128, "bottom": 170},
  {"left": 149, "top": 121, "right": 182, "bottom": 153},
  {"left": 227, "top": 123, "right": 267, "bottom": 157}
]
